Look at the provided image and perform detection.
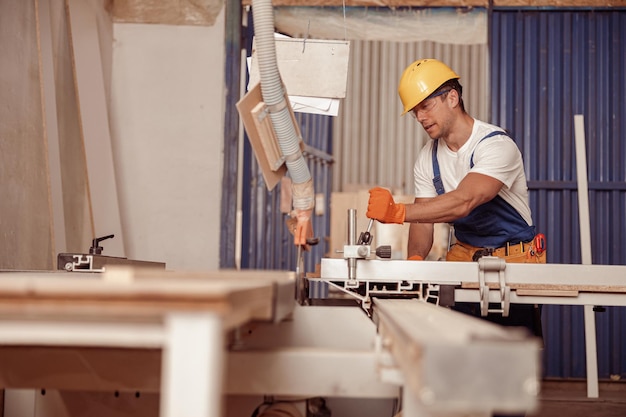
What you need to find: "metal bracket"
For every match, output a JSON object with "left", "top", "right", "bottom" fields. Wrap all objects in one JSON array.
[
  {"left": 57, "top": 253, "right": 166, "bottom": 273},
  {"left": 343, "top": 244, "right": 371, "bottom": 260},
  {"left": 62, "top": 254, "right": 103, "bottom": 272},
  {"left": 478, "top": 256, "right": 509, "bottom": 317}
]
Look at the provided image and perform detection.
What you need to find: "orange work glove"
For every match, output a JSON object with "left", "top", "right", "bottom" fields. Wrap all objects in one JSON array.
[
  {"left": 294, "top": 208, "right": 313, "bottom": 246},
  {"left": 286, "top": 209, "right": 313, "bottom": 247},
  {"left": 366, "top": 187, "right": 406, "bottom": 224}
]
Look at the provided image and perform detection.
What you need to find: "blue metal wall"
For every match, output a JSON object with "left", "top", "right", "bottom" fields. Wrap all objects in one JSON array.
[{"left": 491, "top": 9, "right": 626, "bottom": 379}]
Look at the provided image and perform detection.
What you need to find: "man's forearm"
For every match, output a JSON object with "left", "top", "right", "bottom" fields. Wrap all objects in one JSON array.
[
  {"left": 408, "top": 222, "right": 434, "bottom": 259},
  {"left": 405, "top": 173, "right": 504, "bottom": 223},
  {"left": 404, "top": 192, "right": 471, "bottom": 223}
]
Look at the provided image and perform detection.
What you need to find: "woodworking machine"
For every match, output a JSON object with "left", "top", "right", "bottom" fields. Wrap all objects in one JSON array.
[
  {"left": 308, "top": 209, "right": 626, "bottom": 316},
  {"left": 291, "top": 208, "right": 626, "bottom": 416}
]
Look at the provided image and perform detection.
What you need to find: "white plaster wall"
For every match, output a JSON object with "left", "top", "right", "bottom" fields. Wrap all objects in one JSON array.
[{"left": 110, "top": 12, "right": 225, "bottom": 270}]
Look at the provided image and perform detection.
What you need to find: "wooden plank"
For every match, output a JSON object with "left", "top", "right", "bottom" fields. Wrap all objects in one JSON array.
[
  {"left": 574, "top": 114, "right": 599, "bottom": 398},
  {"left": 39, "top": 0, "right": 68, "bottom": 256},
  {"left": 66, "top": 0, "right": 125, "bottom": 257},
  {"left": 461, "top": 282, "right": 626, "bottom": 293},
  {"left": 575, "top": 115, "right": 593, "bottom": 266},
  {"left": 0, "top": 1, "right": 55, "bottom": 270},
  {"left": 111, "top": 0, "right": 223, "bottom": 26},
  {"left": 516, "top": 289, "right": 579, "bottom": 297},
  {"left": 236, "top": 83, "right": 287, "bottom": 190},
  {"left": 51, "top": 0, "right": 93, "bottom": 255},
  {"left": 0, "top": 269, "right": 294, "bottom": 325}
]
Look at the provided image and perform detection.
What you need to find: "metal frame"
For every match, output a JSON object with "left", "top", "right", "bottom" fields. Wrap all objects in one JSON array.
[
  {"left": 374, "top": 299, "right": 540, "bottom": 416},
  {"left": 226, "top": 301, "right": 540, "bottom": 417},
  {"left": 316, "top": 257, "right": 626, "bottom": 399}
]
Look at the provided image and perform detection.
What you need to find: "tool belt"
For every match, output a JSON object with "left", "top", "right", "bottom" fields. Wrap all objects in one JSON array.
[{"left": 446, "top": 236, "right": 547, "bottom": 264}]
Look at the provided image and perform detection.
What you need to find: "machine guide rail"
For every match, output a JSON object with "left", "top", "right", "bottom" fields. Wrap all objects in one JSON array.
[
  {"left": 57, "top": 253, "right": 166, "bottom": 272},
  {"left": 314, "top": 257, "right": 626, "bottom": 315},
  {"left": 57, "top": 234, "right": 166, "bottom": 272}
]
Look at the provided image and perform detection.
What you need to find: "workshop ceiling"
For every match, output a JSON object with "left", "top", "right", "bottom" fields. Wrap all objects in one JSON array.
[
  {"left": 110, "top": 0, "right": 621, "bottom": 27},
  {"left": 243, "top": 0, "right": 620, "bottom": 8}
]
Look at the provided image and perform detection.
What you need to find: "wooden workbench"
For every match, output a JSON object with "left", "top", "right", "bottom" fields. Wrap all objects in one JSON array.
[{"left": 0, "top": 268, "right": 295, "bottom": 417}]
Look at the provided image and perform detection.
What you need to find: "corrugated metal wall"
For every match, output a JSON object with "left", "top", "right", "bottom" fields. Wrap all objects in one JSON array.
[
  {"left": 491, "top": 10, "right": 626, "bottom": 379},
  {"left": 332, "top": 40, "right": 489, "bottom": 195},
  {"left": 240, "top": 38, "right": 490, "bottom": 272}
]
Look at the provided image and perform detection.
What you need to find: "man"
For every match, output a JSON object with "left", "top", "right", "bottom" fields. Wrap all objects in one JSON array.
[
  {"left": 366, "top": 58, "right": 546, "bottom": 328},
  {"left": 367, "top": 57, "right": 546, "bottom": 417}
]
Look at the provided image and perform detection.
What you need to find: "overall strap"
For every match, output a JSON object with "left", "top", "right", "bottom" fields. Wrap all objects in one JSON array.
[
  {"left": 431, "top": 139, "right": 445, "bottom": 195},
  {"left": 469, "top": 130, "right": 510, "bottom": 168},
  {"left": 432, "top": 130, "right": 510, "bottom": 195}
]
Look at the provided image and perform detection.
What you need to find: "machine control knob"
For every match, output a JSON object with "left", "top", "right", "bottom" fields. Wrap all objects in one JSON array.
[
  {"left": 375, "top": 245, "right": 392, "bottom": 259},
  {"left": 89, "top": 234, "right": 115, "bottom": 255}
]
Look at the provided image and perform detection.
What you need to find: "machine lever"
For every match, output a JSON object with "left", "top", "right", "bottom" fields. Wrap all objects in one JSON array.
[
  {"left": 358, "top": 219, "right": 374, "bottom": 245},
  {"left": 89, "top": 234, "right": 115, "bottom": 255}
]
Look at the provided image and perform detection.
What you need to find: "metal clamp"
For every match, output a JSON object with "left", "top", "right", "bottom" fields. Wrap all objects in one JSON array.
[
  {"left": 63, "top": 254, "right": 103, "bottom": 273},
  {"left": 478, "top": 256, "right": 509, "bottom": 317}
]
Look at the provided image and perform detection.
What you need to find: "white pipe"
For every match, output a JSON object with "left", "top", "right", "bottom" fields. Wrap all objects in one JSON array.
[{"left": 251, "top": 0, "right": 314, "bottom": 210}]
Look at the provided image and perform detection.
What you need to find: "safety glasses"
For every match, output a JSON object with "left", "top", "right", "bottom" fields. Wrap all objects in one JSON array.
[{"left": 409, "top": 89, "right": 451, "bottom": 119}]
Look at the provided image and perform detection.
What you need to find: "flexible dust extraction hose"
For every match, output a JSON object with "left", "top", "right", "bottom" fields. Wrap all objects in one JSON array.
[{"left": 251, "top": 0, "right": 314, "bottom": 214}]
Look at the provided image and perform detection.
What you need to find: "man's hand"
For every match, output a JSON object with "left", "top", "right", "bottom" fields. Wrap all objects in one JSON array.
[
  {"left": 287, "top": 209, "right": 314, "bottom": 248},
  {"left": 295, "top": 208, "right": 313, "bottom": 246},
  {"left": 366, "top": 187, "right": 406, "bottom": 224}
]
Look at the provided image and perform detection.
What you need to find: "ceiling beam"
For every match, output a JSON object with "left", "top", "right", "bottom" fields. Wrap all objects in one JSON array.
[{"left": 242, "top": 0, "right": 621, "bottom": 7}]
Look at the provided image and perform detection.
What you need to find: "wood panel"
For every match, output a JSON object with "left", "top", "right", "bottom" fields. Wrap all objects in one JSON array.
[
  {"left": 67, "top": 0, "right": 125, "bottom": 257},
  {"left": 111, "top": 0, "right": 224, "bottom": 25},
  {"left": 0, "top": 1, "right": 54, "bottom": 270},
  {"left": 0, "top": 0, "right": 95, "bottom": 270},
  {"left": 50, "top": 0, "right": 93, "bottom": 254}
]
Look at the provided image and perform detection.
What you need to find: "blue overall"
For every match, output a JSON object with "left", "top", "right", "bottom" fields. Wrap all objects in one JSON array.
[
  {"left": 431, "top": 131, "right": 536, "bottom": 249},
  {"left": 433, "top": 131, "right": 543, "bottom": 358}
]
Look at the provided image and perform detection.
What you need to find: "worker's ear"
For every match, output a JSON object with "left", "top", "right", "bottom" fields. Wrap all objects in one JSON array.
[{"left": 447, "top": 88, "right": 460, "bottom": 108}]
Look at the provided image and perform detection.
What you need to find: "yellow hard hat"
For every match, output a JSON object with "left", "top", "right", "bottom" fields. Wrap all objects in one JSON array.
[{"left": 398, "top": 59, "right": 460, "bottom": 116}]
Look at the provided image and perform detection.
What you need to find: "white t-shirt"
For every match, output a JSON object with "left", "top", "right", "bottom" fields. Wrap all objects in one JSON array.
[{"left": 413, "top": 119, "right": 533, "bottom": 226}]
